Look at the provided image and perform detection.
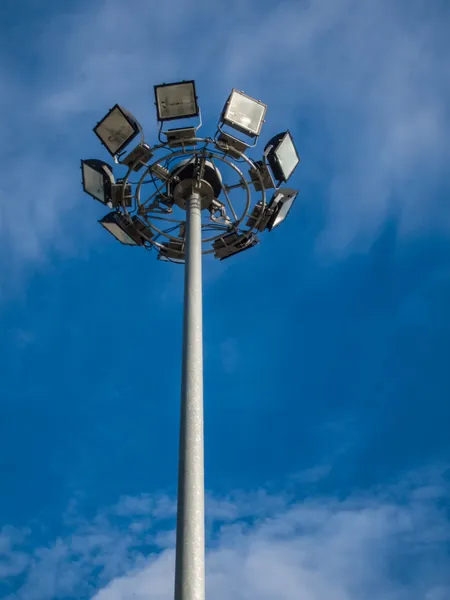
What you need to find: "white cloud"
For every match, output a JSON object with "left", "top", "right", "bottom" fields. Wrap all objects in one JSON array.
[
  {"left": 94, "top": 467, "right": 450, "bottom": 600},
  {"left": 0, "top": 526, "right": 29, "bottom": 578},
  {"left": 1, "top": 467, "right": 449, "bottom": 599}
]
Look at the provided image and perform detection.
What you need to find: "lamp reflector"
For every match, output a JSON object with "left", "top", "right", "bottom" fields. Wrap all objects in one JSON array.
[
  {"left": 265, "top": 131, "right": 300, "bottom": 182},
  {"left": 267, "top": 188, "right": 298, "bottom": 231},
  {"left": 81, "top": 159, "right": 115, "bottom": 205},
  {"left": 94, "top": 105, "right": 140, "bottom": 156},
  {"left": 222, "top": 90, "right": 266, "bottom": 137},
  {"left": 99, "top": 213, "right": 138, "bottom": 246},
  {"left": 99, "top": 213, "right": 151, "bottom": 246},
  {"left": 154, "top": 81, "right": 199, "bottom": 121}
]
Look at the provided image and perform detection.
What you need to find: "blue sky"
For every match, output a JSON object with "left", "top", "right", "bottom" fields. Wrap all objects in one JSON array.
[{"left": 1, "top": 0, "right": 450, "bottom": 598}]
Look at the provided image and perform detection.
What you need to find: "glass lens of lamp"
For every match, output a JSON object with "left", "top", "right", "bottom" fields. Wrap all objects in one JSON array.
[
  {"left": 272, "top": 195, "right": 297, "bottom": 229},
  {"left": 101, "top": 222, "right": 138, "bottom": 245},
  {"left": 83, "top": 163, "right": 106, "bottom": 203},
  {"left": 225, "top": 92, "right": 265, "bottom": 136},
  {"left": 156, "top": 82, "right": 197, "bottom": 120},
  {"left": 95, "top": 107, "right": 136, "bottom": 155},
  {"left": 275, "top": 134, "right": 299, "bottom": 181}
]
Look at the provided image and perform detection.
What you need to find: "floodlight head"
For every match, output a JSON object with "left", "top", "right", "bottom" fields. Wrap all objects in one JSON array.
[
  {"left": 213, "top": 232, "right": 259, "bottom": 260},
  {"left": 94, "top": 105, "right": 141, "bottom": 156},
  {"left": 265, "top": 131, "right": 300, "bottom": 183},
  {"left": 154, "top": 80, "right": 199, "bottom": 122},
  {"left": 81, "top": 159, "right": 115, "bottom": 205},
  {"left": 99, "top": 213, "right": 151, "bottom": 246},
  {"left": 267, "top": 188, "right": 299, "bottom": 231},
  {"left": 221, "top": 89, "right": 267, "bottom": 138}
]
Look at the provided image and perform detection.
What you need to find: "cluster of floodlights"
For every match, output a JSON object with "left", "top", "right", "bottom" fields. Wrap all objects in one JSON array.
[{"left": 81, "top": 80, "right": 300, "bottom": 261}]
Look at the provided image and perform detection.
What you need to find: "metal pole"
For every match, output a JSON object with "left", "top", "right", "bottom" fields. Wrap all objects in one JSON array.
[{"left": 174, "top": 191, "right": 205, "bottom": 600}]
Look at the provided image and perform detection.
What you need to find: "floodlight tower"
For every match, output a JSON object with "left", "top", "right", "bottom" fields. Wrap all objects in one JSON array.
[{"left": 81, "top": 81, "right": 300, "bottom": 600}]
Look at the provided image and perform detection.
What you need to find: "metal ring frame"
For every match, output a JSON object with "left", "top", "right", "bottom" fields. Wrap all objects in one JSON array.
[{"left": 115, "top": 136, "right": 270, "bottom": 259}]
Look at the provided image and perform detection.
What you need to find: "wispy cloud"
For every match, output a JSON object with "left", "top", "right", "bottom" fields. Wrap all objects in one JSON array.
[
  {"left": 220, "top": 0, "right": 450, "bottom": 251},
  {"left": 1, "top": 0, "right": 448, "bottom": 274},
  {"left": 1, "top": 467, "right": 449, "bottom": 599}
]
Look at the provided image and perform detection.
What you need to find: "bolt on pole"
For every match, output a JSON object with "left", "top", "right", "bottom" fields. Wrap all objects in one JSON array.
[{"left": 174, "top": 191, "right": 205, "bottom": 600}]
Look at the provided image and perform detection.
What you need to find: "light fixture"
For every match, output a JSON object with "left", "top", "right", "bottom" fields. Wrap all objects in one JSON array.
[
  {"left": 121, "top": 143, "right": 154, "bottom": 171},
  {"left": 166, "top": 127, "right": 197, "bottom": 148},
  {"left": 217, "top": 131, "right": 250, "bottom": 159},
  {"left": 158, "top": 240, "right": 185, "bottom": 263},
  {"left": 154, "top": 80, "right": 199, "bottom": 122},
  {"left": 81, "top": 159, "right": 115, "bottom": 205},
  {"left": 213, "top": 232, "right": 259, "bottom": 260},
  {"left": 265, "top": 131, "right": 300, "bottom": 183},
  {"left": 221, "top": 89, "right": 267, "bottom": 138},
  {"left": 248, "top": 160, "right": 275, "bottom": 192},
  {"left": 99, "top": 213, "right": 152, "bottom": 246},
  {"left": 267, "top": 188, "right": 298, "bottom": 231},
  {"left": 94, "top": 105, "right": 141, "bottom": 156}
]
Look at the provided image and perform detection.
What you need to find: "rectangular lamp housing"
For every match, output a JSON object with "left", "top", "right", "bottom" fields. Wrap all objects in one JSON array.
[
  {"left": 81, "top": 159, "right": 115, "bottom": 205},
  {"left": 94, "top": 105, "right": 140, "bottom": 156},
  {"left": 222, "top": 90, "right": 267, "bottom": 138},
  {"left": 154, "top": 81, "right": 199, "bottom": 121},
  {"left": 99, "top": 213, "right": 151, "bottom": 246},
  {"left": 267, "top": 188, "right": 298, "bottom": 231},
  {"left": 266, "top": 131, "right": 300, "bottom": 183}
]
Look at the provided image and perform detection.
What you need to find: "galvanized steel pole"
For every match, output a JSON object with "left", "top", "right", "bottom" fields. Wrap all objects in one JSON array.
[{"left": 174, "top": 191, "right": 205, "bottom": 600}]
